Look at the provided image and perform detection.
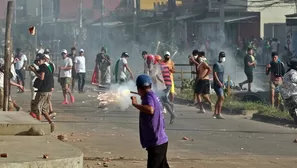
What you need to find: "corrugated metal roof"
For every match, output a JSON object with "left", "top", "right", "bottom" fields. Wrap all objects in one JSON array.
[{"left": 193, "top": 15, "right": 257, "bottom": 23}]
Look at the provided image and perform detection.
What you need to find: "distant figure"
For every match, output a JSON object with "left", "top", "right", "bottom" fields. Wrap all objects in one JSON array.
[
  {"left": 67, "top": 47, "right": 77, "bottom": 92},
  {"left": 239, "top": 47, "right": 256, "bottom": 92},
  {"left": 14, "top": 48, "right": 27, "bottom": 92}
]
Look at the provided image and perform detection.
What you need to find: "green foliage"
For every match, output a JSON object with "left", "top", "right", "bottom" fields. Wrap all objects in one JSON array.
[{"left": 181, "top": 78, "right": 195, "bottom": 90}]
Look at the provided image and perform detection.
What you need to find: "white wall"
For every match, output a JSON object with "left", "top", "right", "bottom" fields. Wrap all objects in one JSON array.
[{"left": 248, "top": 0, "right": 296, "bottom": 37}]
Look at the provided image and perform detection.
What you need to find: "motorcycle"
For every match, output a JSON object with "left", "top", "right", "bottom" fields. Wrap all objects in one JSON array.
[{"left": 283, "top": 95, "right": 297, "bottom": 124}]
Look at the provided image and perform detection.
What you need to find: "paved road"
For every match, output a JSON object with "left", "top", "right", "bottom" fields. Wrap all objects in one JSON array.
[{"left": 13, "top": 86, "right": 297, "bottom": 168}]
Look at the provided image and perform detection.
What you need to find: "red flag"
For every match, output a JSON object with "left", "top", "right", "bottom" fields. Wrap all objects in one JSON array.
[{"left": 91, "top": 65, "right": 99, "bottom": 85}]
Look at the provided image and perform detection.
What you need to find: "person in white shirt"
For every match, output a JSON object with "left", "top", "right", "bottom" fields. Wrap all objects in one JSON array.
[
  {"left": 59, "top": 49, "right": 75, "bottom": 104},
  {"left": 271, "top": 38, "right": 279, "bottom": 53},
  {"left": 74, "top": 49, "right": 86, "bottom": 93},
  {"left": 114, "top": 52, "right": 133, "bottom": 84},
  {"left": 14, "top": 48, "right": 27, "bottom": 92}
]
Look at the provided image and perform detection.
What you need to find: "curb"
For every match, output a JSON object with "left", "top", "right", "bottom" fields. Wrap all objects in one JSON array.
[{"left": 252, "top": 113, "right": 293, "bottom": 125}]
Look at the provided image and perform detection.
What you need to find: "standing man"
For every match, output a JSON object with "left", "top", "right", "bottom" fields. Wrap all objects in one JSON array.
[
  {"left": 96, "top": 47, "right": 111, "bottom": 86},
  {"left": 29, "top": 54, "right": 55, "bottom": 132},
  {"left": 190, "top": 52, "right": 213, "bottom": 113},
  {"left": 213, "top": 52, "right": 226, "bottom": 119},
  {"left": 239, "top": 47, "right": 256, "bottom": 92},
  {"left": 59, "top": 49, "right": 75, "bottom": 104},
  {"left": 131, "top": 74, "right": 170, "bottom": 168},
  {"left": 142, "top": 51, "right": 149, "bottom": 74},
  {"left": 163, "top": 51, "right": 175, "bottom": 108},
  {"left": 189, "top": 50, "right": 199, "bottom": 106},
  {"left": 67, "top": 47, "right": 77, "bottom": 93},
  {"left": 266, "top": 52, "right": 285, "bottom": 107},
  {"left": 114, "top": 52, "right": 134, "bottom": 84},
  {"left": 74, "top": 49, "right": 86, "bottom": 93},
  {"left": 14, "top": 48, "right": 27, "bottom": 92}
]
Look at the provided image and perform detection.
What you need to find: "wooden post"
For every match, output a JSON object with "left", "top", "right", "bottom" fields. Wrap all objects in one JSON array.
[
  {"left": 227, "top": 75, "right": 231, "bottom": 96},
  {"left": 3, "top": 1, "right": 13, "bottom": 111},
  {"left": 180, "top": 68, "right": 184, "bottom": 90}
]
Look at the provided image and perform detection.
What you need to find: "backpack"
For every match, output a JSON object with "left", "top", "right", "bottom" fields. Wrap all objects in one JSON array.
[{"left": 270, "top": 61, "right": 285, "bottom": 77}]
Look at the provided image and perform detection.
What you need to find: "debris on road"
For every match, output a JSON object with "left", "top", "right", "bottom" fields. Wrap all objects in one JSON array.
[
  {"left": 182, "top": 137, "right": 189, "bottom": 140},
  {"left": 293, "top": 139, "right": 297, "bottom": 143},
  {"left": 240, "top": 148, "right": 244, "bottom": 150},
  {"left": 43, "top": 154, "right": 49, "bottom": 159},
  {"left": 103, "top": 162, "right": 109, "bottom": 167},
  {"left": 0, "top": 153, "right": 7, "bottom": 158},
  {"left": 97, "top": 162, "right": 102, "bottom": 165},
  {"left": 57, "top": 134, "right": 68, "bottom": 142}
]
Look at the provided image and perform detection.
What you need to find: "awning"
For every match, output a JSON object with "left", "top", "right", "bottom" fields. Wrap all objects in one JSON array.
[{"left": 193, "top": 15, "right": 257, "bottom": 23}]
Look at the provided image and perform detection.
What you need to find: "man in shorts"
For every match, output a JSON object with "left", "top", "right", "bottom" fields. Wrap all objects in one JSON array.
[
  {"left": 239, "top": 47, "right": 256, "bottom": 92},
  {"left": 213, "top": 52, "right": 226, "bottom": 119},
  {"left": 67, "top": 47, "right": 77, "bottom": 92},
  {"left": 59, "top": 49, "right": 75, "bottom": 104},
  {"left": 29, "top": 54, "right": 55, "bottom": 132},
  {"left": 190, "top": 51, "right": 213, "bottom": 113}
]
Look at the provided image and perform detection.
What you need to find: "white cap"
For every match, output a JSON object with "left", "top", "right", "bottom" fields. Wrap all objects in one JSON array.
[
  {"left": 61, "top": 49, "right": 67, "bottom": 54},
  {"left": 44, "top": 54, "right": 50, "bottom": 59},
  {"left": 164, "top": 51, "right": 171, "bottom": 56},
  {"left": 37, "top": 49, "right": 44, "bottom": 54},
  {"left": 79, "top": 49, "right": 84, "bottom": 52}
]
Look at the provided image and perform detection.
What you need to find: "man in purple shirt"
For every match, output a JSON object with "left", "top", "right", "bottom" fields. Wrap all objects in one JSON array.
[{"left": 131, "top": 74, "right": 170, "bottom": 168}]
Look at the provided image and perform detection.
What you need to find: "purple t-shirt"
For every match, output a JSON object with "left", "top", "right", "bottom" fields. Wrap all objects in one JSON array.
[{"left": 139, "top": 91, "right": 168, "bottom": 148}]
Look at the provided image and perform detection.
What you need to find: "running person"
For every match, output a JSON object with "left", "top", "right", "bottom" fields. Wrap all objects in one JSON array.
[{"left": 239, "top": 47, "right": 256, "bottom": 92}]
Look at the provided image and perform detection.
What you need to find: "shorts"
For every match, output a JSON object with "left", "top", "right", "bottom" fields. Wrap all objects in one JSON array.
[
  {"left": 214, "top": 86, "right": 224, "bottom": 97},
  {"left": 32, "top": 92, "right": 50, "bottom": 115},
  {"left": 60, "top": 77, "right": 72, "bottom": 89},
  {"left": 195, "top": 79, "right": 210, "bottom": 95},
  {"left": 270, "top": 80, "right": 283, "bottom": 91},
  {"left": 244, "top": 71, "right": 253, "bottom": 83}
]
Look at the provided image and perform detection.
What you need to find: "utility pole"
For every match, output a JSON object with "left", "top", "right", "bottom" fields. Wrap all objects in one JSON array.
[
  {"left": 13, "top": 0, "right": 16, "bottom": 24},
  {"left": 219, "top": 0, "right": 225, "bottom": 44},
  {"left": 3, "top": 1, "right": 13, "bottom": 111},
  {"left": 40, "top": 0, "right": 43, "bottom": 26},
  {"left": 169, "top": 0, "right": 176, "bottom": 46},
  {"left": 133, "top": 0, "right": 140, "bottom": 42},
  {"left": 100, "top": 0, "right": 104, "bottom": 41},
  {"left": 79, "top": 0, "right": 83, "bottom": 28}
]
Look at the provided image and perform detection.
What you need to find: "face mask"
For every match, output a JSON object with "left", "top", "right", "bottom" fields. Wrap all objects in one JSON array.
[{"left": 221, "top": 57, "right": 226, "bottom": 62}]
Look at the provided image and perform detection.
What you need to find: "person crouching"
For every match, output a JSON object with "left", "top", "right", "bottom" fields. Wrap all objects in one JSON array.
[{"left": 131, "top": 74, "right": 170, "bottom": 168}]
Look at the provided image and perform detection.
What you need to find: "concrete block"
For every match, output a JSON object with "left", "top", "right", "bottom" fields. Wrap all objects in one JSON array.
[
  {"left": 0, "top": 111, "right": 51, "bottom": 135},
  {"left": 0, "top": 136, "right": 83, "bottom": 168}
]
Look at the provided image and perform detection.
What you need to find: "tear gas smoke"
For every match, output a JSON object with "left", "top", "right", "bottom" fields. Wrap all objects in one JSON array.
[{"left": 97, "top": 80, "right": 141, "bottom": 111}]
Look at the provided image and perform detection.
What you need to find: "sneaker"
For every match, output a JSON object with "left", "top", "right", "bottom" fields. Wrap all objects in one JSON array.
[
  {"left": 198, "top": 108, "right": 206, "bottom": 113},
  {"left": 162, "top": 108, "right": 167, "bottom": 114},
  {"left": 49, "top": 112, "right": 57, "bottom": 119},
  {"left": 16, "top": 106, "right": 22, "bottom": 111},
  {"left": 70, "top": 95, "right": 75, "bottom": 103},
  {"left": 29, "top": 112, "right": 37, "bottom": 119},
  {"left": 216, "top": 114, "right": 225, "bottom": 119},
  {"left": 212, "top": 114, "right": 217, "bottom": 119},
  {"left": 50, "top": 122, "right": 55, "bottom": 132},
  {"left": 62, "top": 100, "right": 69, "bottom": 105}
]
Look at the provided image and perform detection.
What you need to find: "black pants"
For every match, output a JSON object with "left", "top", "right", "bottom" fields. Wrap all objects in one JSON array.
[
  {"left": 16, "top": 69, "right": 25, "bottom": 87},
  {"left": 146, "top": 142, "right": 170, "bottom": 168},
  {"left": 77, "top": 73, "right": 86, "bottom": 92}
]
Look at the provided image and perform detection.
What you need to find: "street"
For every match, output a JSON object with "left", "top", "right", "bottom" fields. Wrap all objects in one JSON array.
[{"left": 13, "top": 87, "right": 297, "bottom": 168}]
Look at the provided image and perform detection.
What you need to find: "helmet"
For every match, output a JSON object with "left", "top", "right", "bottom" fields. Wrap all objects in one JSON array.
[
  {"left": 146, "top": 54, "right": 154, "bottom": 60},
  {"left": 219, "top": 52, "right": 225, "bottom": 57},
  {"left": 155, "top": 55, "right": 162, "bottom": 61},
  {"left": 44, "top": 48, "right": 50, "bottom": 54},
  {"left": 121, "top": 52, "right": 129, "bottom": 57},
  {"left": 136, "top": 74, "right": 152, "bottom": 87}
]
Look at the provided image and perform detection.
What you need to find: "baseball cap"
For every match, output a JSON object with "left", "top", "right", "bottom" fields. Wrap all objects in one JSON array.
[
  {"left": 44, "top": 54, "right": 50, "bottom": 59},
  {"left": 35, "top": 54, "right": 46, "bottom": 61},
  {"left": 80, "top": 49, "right": 84, "bottom": 52},
  {"left": 136, "top": 74, "right": 152, "bottom": 87},
  {"left": 61, "top": 49, "right": 67, "bottom": 54},
  {"left": 164, "top": 51, "right": 170, "bottom": 56},
  {"left": 122, "top": 52, "right": 129, "bottom": 57}
]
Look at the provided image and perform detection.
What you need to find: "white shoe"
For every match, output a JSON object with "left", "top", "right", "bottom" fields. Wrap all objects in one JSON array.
[{"left": 162, "top": 108, "right": 167, "bottom": 114}]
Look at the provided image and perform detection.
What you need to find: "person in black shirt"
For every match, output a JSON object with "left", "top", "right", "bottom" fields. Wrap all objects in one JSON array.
[
  {"left": 68, "top": 47, "right": 77, "bottom": 92},
  {"left": 29, "top": 54, "right": 55, "bottom": 132},
  {"left": 239, "top": 47, "right": 256, "bottom": 92}
]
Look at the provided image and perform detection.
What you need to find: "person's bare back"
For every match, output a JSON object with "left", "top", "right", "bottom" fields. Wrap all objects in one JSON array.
[{"left": 198, "top": 62, "right": 210, "bottom": 80}]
